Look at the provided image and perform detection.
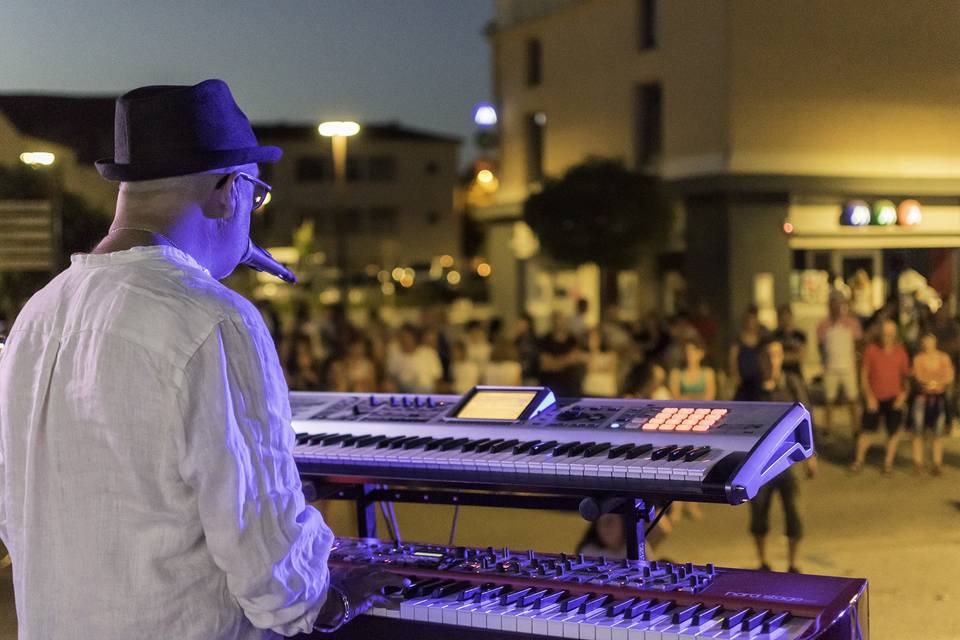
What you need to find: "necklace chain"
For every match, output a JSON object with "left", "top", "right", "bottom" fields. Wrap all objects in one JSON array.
[{"left": 109, "top": 226, "right": 184, "bottom": 254}]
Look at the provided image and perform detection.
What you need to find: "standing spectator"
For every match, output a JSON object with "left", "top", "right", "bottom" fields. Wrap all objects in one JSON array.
[
  {"left": 849, "top": 269, "right": 875, "bottom": 324},
  {"left": 669, "top": 338, "right": 716, "bottom": 401},
  {"left": 386, "top": 324, "right": 443, "bottom": 394},
  {"left": 635, "top": 311, "right": 669, "bottom": 364},
  {"left": 910, "top": 332, "right": 954, "bottom": 475},
  {"left": 750, "top": 339, "right": 816, "bottom": 573},
  {"left": 817, "top": 298, "right": 862, "bottom": 434},
  {"left": 285, "top": 335, "right": 324, "bottom": 391},
  {"left": 582, "top": 328, "right": 619, "bottom": 397},
  {"left": 931, "top": 305, "right": 960, "bottom": 431},
  {"left": 852, "top": 319, "right": 910, "bottom": 475},
  {"left": 773, "top": 305, "right": 807, "bottom": 378},
  {"left": 624, "top": 360, "right": 671, "bottom": 400},
  {"left": 449, "top": 340, "right": 481, "bottom": 394},
  {"left": 568, "top": 298, "right": 591, "bottom": 339},
  {"left": 464, "top": 320, "right": 492, "bottom": 370},
  {"left": 514, "top": 313, "right": 541, "bottom": 385},
  {"left": 329, "top": 337, "right": 377, "bottom": 393},
  {"left": 539, "top": 313, "right": 584, "bottom": 397},
  {"left": 690, "top": 301, "right": 719, "bottom": 359},
  {"left": 729, "top": 307, "right": 767, "bottom": 401},
  {"left": 482, "top": 339, "right": 523, "bottom": 386}
]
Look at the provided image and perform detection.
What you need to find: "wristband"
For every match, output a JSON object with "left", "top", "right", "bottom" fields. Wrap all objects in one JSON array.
[{"left": 313, "top": 586, "right": 351, "bottom": 633}]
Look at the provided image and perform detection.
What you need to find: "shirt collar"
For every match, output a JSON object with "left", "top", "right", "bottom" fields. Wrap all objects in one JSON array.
[{"left": 70, "top": 245, "right": 211, "bottom": 277}]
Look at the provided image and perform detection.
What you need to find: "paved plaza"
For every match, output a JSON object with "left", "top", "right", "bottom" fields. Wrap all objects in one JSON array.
[{"left": 3, "top": 421, "right": 959, "bottom": 638}]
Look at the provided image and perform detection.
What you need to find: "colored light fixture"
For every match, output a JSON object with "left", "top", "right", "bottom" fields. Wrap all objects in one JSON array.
[
  {"left": 898, "top": 199, "right": 922, "bottom": 226},
  {"left": 472, "top": 103, "right": 498, "bottom": 127},
  {"left": 872, "top": 199, "right": 897, "bottom": 226},
  {"left": 842, "top": 200, "right": 871, "bottom": 226}
]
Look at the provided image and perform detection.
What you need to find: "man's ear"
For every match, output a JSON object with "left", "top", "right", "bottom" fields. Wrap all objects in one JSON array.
[{"left": 209, "top": 172, "right": 239, "bottom": 219}]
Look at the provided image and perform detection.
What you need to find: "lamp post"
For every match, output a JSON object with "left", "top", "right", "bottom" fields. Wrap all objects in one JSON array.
[
  {"left": 19, "top": 151, "right": 63, "bottom": 274},
  {"left": 318, "top": 121, "right": 360, "bottom": 295}
]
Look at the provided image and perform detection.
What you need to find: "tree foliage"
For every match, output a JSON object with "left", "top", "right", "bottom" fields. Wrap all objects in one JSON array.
[{"left": 522, "top": 158, "right": 672, "bottom": 269}]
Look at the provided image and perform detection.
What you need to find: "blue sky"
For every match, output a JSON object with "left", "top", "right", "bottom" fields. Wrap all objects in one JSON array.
[{"left": 0, "top": 0, "right": 493, "bottom": 163}]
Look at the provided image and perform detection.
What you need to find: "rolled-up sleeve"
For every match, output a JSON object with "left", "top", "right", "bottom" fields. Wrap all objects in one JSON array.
[{"left": 177, "top": 313, "right": 335, "bottom": 636}]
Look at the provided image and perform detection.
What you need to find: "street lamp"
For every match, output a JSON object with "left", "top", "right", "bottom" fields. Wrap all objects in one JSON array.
[
  {"left": 19, "top": 150, "right": 63, "bottom": 273},
  {"left": 318, "top": 121, "right": 360, "bottom": 296},
  {"left": 19, "top": 151, "right": 56, "bottom": 167}
]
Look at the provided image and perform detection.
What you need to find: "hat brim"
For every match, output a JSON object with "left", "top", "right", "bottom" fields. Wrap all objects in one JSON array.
[{"left": 95, "top": 146, "right": 283, "bottom": 181}]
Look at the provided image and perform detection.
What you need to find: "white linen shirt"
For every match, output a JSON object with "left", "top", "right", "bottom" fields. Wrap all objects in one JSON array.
[{"left": 0, "top": 246, "right": 335, "bottom": 639}]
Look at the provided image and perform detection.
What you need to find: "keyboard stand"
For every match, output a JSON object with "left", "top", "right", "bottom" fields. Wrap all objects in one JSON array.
[{"left": 301, "top": 480, "right": 656, "bottom": 560}]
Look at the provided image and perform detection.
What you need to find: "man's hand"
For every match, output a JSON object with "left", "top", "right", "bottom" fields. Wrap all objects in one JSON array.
[
  {"left": 866, "top": 395, "right": 879, "bottom": 412},
  {"left": 893, "top": 393, "right": 907, "bottom": 410},
  {"left": 329, "top": 566, "right": 410, "bottom": 621}
]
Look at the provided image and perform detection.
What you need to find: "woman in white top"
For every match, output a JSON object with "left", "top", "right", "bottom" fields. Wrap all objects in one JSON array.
[
  {"left": 450, "top": 340, "right": 481, "bottom": 394},
  {"left": 582, "top": 328, "right": 618, "bottom": 397}
]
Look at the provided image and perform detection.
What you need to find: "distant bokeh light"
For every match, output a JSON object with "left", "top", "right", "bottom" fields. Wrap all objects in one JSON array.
[
  {"left": 898, "top": 199, "right": 922, "bottom": 226},
  {"left": 472, "top": 103, "right": 498, "bottom": 127}
]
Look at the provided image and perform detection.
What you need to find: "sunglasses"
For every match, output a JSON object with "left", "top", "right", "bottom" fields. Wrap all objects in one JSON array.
[{"left": 215, "top": 172, "right": 272, "bottom": 211}]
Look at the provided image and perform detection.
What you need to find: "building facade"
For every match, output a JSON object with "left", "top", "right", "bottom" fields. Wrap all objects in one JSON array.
[
  {"left": 483, "top": 0, "right": 960, "bottom": 348},
  {"left": 252, "top": 123, "right": 461, "bottom": 275}
]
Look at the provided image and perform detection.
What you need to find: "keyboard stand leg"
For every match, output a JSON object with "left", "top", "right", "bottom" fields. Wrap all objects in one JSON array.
[
  {"left": 623, "top": 499, "right": 655, "bottom": 561},
  {"left": 356, "top": 483, "right": 377, "bottom": 539}
]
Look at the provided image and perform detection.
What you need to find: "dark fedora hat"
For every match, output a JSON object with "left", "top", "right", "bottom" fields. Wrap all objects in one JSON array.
[{"left": 95, "top": 79, "right": 281, "bottom": 181}]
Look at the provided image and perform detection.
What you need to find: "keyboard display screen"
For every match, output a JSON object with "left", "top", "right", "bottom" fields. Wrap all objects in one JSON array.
[{"left": 454, "top": 390, "right": 538, "bottom": 421}]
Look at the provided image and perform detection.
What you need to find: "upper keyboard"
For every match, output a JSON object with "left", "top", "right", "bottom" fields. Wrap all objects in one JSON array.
[{"left": 291, "top": 386, "right": 813, "bottom": 503}]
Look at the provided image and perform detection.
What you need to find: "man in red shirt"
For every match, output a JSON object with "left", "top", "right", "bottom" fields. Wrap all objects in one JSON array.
[{"left": 852, "top": 319, "right": 910, "bottom": 474}]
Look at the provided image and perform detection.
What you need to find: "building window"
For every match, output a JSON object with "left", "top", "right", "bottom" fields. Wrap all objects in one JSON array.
[
  {"left": 369, "top": 207, "right": 399, "bottom": 234},
  {"left": 368, "top": 155, "right": 398, "bottom": 182},
  {"left": 295, "top": 156, "right": 328, "bottom": 182},
  {"left": 638, "top": 0, "right": 657, "bottom": 50},
  {"left": 526, "top": 112, "right": 546, "bottom": 183},
  {"left": 634, "top": 83, "right": 662, "bottom": 166},
  {"left": 425, "top": 161, "right": 439, "bottom": 175},
  {"left": 526, "top": 38, "right": 542, "bottom": 86},
  {"left": 336, "top": 208, "right": 362, "bottom": 234}
]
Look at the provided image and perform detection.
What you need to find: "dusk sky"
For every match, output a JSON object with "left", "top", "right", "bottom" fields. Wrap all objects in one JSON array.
[{"left": 1, "top": 0, "right": 493, "bottom": 163}]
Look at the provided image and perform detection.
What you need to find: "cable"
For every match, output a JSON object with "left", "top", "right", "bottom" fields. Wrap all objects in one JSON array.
[
  {"left": 377, "top": 501, "right": 396, "bottom": 543},
  {"left": 644, "top": 502, "right": 672, "bottom": 537},
  {"left": 387, "top": 500, "right": 401, "bottom": 544},
  {"left": 448, "top": 504, "right": 460, "bottom": 545}
]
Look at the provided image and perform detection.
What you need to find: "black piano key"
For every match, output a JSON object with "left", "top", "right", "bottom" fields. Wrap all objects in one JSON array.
[
  {"left": 584, "top": 442, "right": 612, "bottom": 457},
  {"left": 722, "top": 608, "right": 752, "bottom": 629},
  {"left": 559, "top": 592, "right": 591, "bottom": 612},
  {"left": 650, "top": 444, "right": 678, "bottom": 460},
  {"left": 461, "top": 438, "right": 490, "bottom": 452},
  {"left": 440, "top": 437, "right": 471, "bottom": 451},
  {"left": 625, "top": 443, "right": 654, "bottom": 459},
  {"left": 552, "top": 441, "right": 581, "bottom": 456},
  {"left": 605, "top": 597, "right": 636, "bottom": 617},
  {"left": 624, "top": 598, "right": 654, "bottom": 619},
  {"left": 499, "top": 587, "right": 532, "bottom": 605},
  {"left": 672, "top": 603, "right": 701, "bottom": 624},
  {"left": 295, "top": 432, "right": 314, "bottom": 444},
  {"left": 641, "top": 600, "right": 672, "bottom": 620},
  {"left": 528, "top": 440, "right": 559, "bottom": 455},
  {"left": 490, "top": 439, "right": 521, "bottom": 453},
  {"left": 424, "top": 437, "right": 454, "bottom": 450},
  {"left": 513, "top": 440, "right": 541, "bottom": 455},
  {"left": 685, "top": 445, "right": 711, "bottom": 461},
  {"left": 340, "top": 434, "right": 363, "bottom": 446},
  {"left": 320, "top": 434, "right": 349, "bottom": 446},
  {"left": 607, "top": 444, "right": 634, "bottom": 459},
  {"left": 376, "top": 435, "right": 406, "bottom": 448},
  {"left": 742, "top": 609, "right": 771, "bottom": 632},
  {"left": 520, "top": 588, "right": 550, "bottom": 607},
  {"left": 475, "top": 439, "right": 504, "bottom": 453},
  {"left": 762, "top": 611, "right": 791, "bottom": 632},
  {"left": 667, "top": 444, "right": 695, "bottom": 461},
  {"left": 567, "top": 442, "right": 596, "bottom": 457},
  {"left": 692, "top": 603, "right": 722, "bottom": 625},
  {"left": 305, "top": 433, "right": 330, "bottom": 445},
  {"left": 580, "top": 594, "right": 610, "bottom": 614},
  {"left": 355, "top": 434, "right": 387, "bottom": 447},
  {"left": 433, "top": 580, "right": 472, "bottom": 598},
  {"left": 388, "top": 436, "right": 418, "bottom": 449},
  {"left": 403, "top": 578, "right": 437, "bottom": 598},
  {"left": 402, "top": 436, "right": 434, "bottom": 449},
  {"left": 458, "top": 584, "right": 484, "bottom": 601},
  {"left": 478, "top": 585, "right": 507, "bottom": 601},
  {"left": 535, "top": 590, "right": 567, "bottom": 609}
]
